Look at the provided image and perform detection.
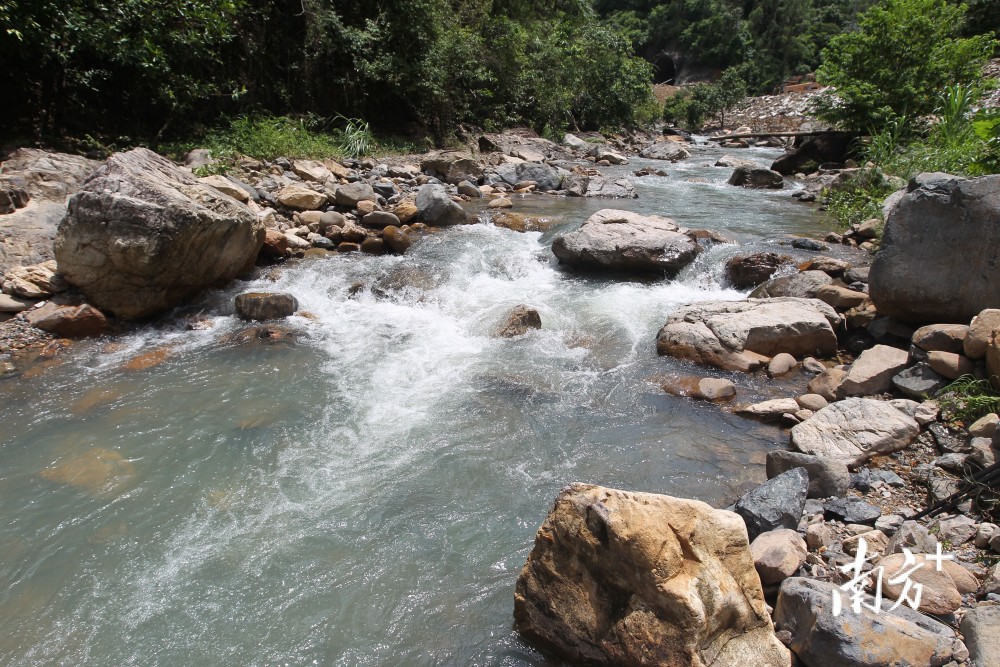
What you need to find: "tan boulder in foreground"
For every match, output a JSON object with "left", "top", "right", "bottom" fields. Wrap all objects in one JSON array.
[{"left": 514, "top": 483, "right": 790, "bottom": 667}]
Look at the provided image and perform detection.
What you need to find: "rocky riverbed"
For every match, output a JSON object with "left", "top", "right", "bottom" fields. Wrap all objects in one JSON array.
[{"left": 2, "top": 130, "right": 1000, "bottom": 666}]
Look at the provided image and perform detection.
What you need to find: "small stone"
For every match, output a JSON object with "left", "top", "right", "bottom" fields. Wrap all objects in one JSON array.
[
  {"left": 815, "top": 285, "right": 869, "bottom": 309},
  {"left": 25, "top": 302, "right": 108, "bottom": 337},
  {"left": 750, "top": 529, "right": 808, "bottom": 585},
  {"left": 807, "top": 368, "right": 847, "bottom": 401},
  {"left": 934, "top": 514, "right": 978, "bottom": 545},
  {"left": 879, "top": 552, "right": 962, "bottom": 615},
  {"left": 961, "top": 606, "right": 1000, "bottom": 667},
  {"left": 875, "top": 514, "right": 905, "bottom": 535},
  {"left": 697, "top": 378, "right": 737, "bottom": 401},
  {"left": 824, "top": 497, "right": 881, "bottom": 524},
  {"left": 796, "top": 393, "right": 828, "bottom": 411},
  {"left": 277, "top": 185, "right": 326, "bottom": 210},
  {"left": 912, "top": 324, "right": 969, "bottom": 353},
  {"left": 488, "top": 197, "right": 513, "bottom": 209},
  {"left": 970, "top": 413, "right": 1000, "bottom": 438},
  {"left": 842, "top": 529, "right": 888, "bottom": 556},
  {"left": 838, "top": 344, "right": 910, "bottom": 397},
  {"left": 736, "top": 398, "right": 801, "bottom": 422},
  {"left": 927, "top": 350, "right": 976, "bottom": 380},
  {"left": 766, "top": 450, "right": 850, "bottom": 499},
  {"left": 805, "top": 523, "right": 832, "bottom": 551},
  {"left": 768, "top": 353, "right": 798, "bottom": 376},
  {"left": 887, "top": 521, "right": 938, "bottom": 554},
  {"left": 975, "top": 522, "right": 999, "bottom": 549}
]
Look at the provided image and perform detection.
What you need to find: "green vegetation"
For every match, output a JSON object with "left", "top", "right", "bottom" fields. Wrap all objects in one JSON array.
[
  {"left": 663, "top": 68, "right": 748, "bottom": 130},
  {"left": 198, "top": 114, "right": 374, "bottom": 162},
  {"left": 813, "top": 0, "right": 995, "bottom": 131},
  {"left": 937, "top": 375, "right": 1000, "bottom": 423},
  {"left": 0, "top": 0, "right": 654, "bottom": 146},
  {"left": 597, "top": 0, "right": 875, "bottom": 92}
]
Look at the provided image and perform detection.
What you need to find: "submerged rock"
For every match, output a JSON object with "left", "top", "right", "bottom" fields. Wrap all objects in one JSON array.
[
  {"left": 551, "top": 209, "right": 698, "bottom": 276},
  {"left": 514, "top": 483, "right": 789, "bottom": 667},
  {"left": 40, "top": 447, "right": 137, "bottom": 496},
  {"left": 728, "top": 167, "right": 784, "bottom": 189},
  {"left": 55, "top": 148, "right": 264, "bottom": 320}
]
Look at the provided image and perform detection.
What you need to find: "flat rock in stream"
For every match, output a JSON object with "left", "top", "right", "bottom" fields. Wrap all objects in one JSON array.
[
  {"left": 551, "top": 209, "right": 698, "bottom": 276},
  {"left": 656, "top": 298, "right": 841, "bottom": 372}
]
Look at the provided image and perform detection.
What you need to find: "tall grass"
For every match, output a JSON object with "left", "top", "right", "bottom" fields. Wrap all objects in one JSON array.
[{"left": 202, "top": 113, "right": 375, "bottom": 161}]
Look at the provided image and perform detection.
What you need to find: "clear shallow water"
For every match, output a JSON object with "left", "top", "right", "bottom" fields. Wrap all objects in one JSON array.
[{"left": 0, "top": 145, "right": 843, "bottom": 665}]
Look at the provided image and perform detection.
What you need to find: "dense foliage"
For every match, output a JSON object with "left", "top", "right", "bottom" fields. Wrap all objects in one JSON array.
[
  {"left": 0, "top": 0, "right": 654, "bottom": 145},
  {"left": 596, "top": 0, "right": 876, "bottom": 92},
  {"left": 813, "top": 0, "right": 995, "bottom": 131},
  {"left": 662, "top": 67, "right": 747, "bottom": 130}
]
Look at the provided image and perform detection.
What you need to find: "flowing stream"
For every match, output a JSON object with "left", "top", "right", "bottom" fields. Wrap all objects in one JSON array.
[{"left": 0, "top": 144, "right": 845, "bottom": 665}]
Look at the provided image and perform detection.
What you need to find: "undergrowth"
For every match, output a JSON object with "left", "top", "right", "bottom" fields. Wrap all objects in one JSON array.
[
  {"left": 825, "top": 84, "right": 1000, "bottom": 229},
  {"left": 200, "top": 113, "right": 375, "bottom": 162},
  {"left": 936, "top": 374, "right": 1000, "bottom": 422}
]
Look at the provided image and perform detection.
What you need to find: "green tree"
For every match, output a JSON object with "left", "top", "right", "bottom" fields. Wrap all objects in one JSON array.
[{"left": 814, "top": 0, "right": 996, "bottom": 130}]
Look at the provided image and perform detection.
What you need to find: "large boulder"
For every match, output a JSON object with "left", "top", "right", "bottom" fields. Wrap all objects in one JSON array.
[
  {"left": 961, "top": 606, "right": 1000, "bottom": 667},
  {"left": 0, "top": 149, "right": 99, "bottom": 274},
  {"left": 584, "top": 176, "right": 638, "bottom": 199},
  {"left": 770, "top": 133, "right": 855, "bottom": 176},
  {"left": 869, "top": 172, "right": 1000, "bottom": 323},
  {"left": 551, "top": 209, "right": 699, "bottom": 276},
  {"left": 415, "top": 184, "right": 470, "bottom": 226},
  {"left": 656, "top": 298, "right": 841, "bottom": 372},
  {"left": 790, "top": 398, "right": 920, "bottom": 468},
  {"left": 514, "top": 483, "right": 790, "bottom": 667},
  {"left": 774, "top": 577, "right": 964, "bottom": 667},
  {"left": 54, "top": 148, "right": 264, "bottom": 320},
  {"left": 639, "top": 142, "right": 691, "bottom": 162}
]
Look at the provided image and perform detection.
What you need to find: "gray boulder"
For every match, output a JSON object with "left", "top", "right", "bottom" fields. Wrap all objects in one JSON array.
[
  {"left": 728, "top": 167, "right": 784, "bottom": 189},
  {"left": 869, "top": 172, "right": 1000, "bottom": 322},
  {"left": 54, "top": 148, "right": 264, "bottom": 320},
  {"left": 823, "top": 497, "right": 881, "bottom": 524},
  {"left": 334, "top": 182, "right": 376, "bottom": 207},
  {"left": 790, "top": 398, "right": 920, "bottom": 468},
  {"left": 960, "top": 606, "right": 1000, "bottom": 667},
  {"left": 415, "top": 184, "right": 470, "bottom": 226},
  {"left": 892, "top": 363, "right": 947, "bottom": 399},
  {"left": 656, "top": 298, "right": 841, "bottom": 372},
  {"left": 766, "top": 450, "right": 850, "bottom": 499},
  {"left": 750, "top": 270, "right": 834, "bottom": 299},
  {"left": 774, "top": 577, "right": 964, "bottom": 667},
  {"left": 584, "top": 176, "right": 637, "bottom": 199},
  {"left": 734, "top": 468, "right": 809, "bottom": 541},
  {"left": 514, "top": 162, "right": 563, "bottom": 192},
  {"left": 639, "top": 142, "right": 691, "bottom": 162},
  {"left": 552, "top": 209, "right": 698, "bottom": 276}
]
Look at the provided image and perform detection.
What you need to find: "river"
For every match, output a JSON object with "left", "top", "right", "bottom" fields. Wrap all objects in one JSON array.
[{"left": 0, "top": 144, "right": 844, "bottom": 665}]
